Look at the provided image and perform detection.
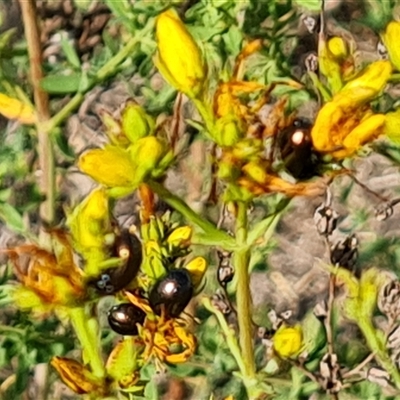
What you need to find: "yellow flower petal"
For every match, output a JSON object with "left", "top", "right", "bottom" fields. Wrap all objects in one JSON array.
[
  {"left": 167, "top": 226, "right": 192, "bottom": 246},
  {"left": 156, "top": 9, "right": 206, "bottom": 97},
  {"left": 382, "top": 21, "right": 400, "bottom": 71},
  {"left": 311, "top": 101, "right": 344, "bottom": 152},
  {"left": 67, "top": 187, "right": 109, "bottom": 252},
  {"left": 79, "top": 145, "right": 136, "bottom": 188},
  {"left": 384, "top": 108, "right": 400, "bottom": 142},
  {"left": 184, "top": 256, "right": 207, "bottom": 288},
  {"left": 339, "top": 60, "right": 392, "bottom": 102},
  {"left": 341, "top": 114, "right": 386, "bottom": 155},
  {"left": 0, "top": 93, "right": 36, "bottom": 124},
  {"left": 51, "top": 357, "right": 105, "bottom": 395}
]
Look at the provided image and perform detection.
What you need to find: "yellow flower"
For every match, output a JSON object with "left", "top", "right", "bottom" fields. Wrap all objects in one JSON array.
[
  {"left": 125, "top": 291, "right": 196, "bottom": 364},
  {"left": 0, "top": 93, "right": 36, "bottom": 124},
  {"left": 79, "top": 145, "right": 137, "bottom": 190},
  {"left": 382, "top": 20, "right": 400, "bottom": 71},
  {"left": 155, "top": 9, "right": 206, "bottom": 97},
  {"left": 6, "top": 230, "right": 85, "bottom": 310},
  {"left": 273, "top": 324, "right": 303, "bottom": 358},
  {"left": 311, "top": 60, "right": 392, "bottom": 158}
]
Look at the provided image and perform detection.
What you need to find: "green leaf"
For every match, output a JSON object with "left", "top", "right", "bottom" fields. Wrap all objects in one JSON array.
[
  {"left": 60, "top": 35, "right": 81, "bottom": 68},
  {"left": 301, "top": 311, "right": 326, "bottom": 359},
  {"left": 103, "top": 0, "right": 134, "bottom": 29},
  {"left": 0, "top": 28, "right": 16, "bottom": 51},
  {"left": 222, "top": 25, "right": 243, "bottom": 57},
  {"left": 0, "top": 188, "right": 11, "bottom": 202},
  {"left": 52, "top": 128, "right": 75, "bottom": 160},
  {"left": 40, "top": 74, "right": 81, "bottom": 94},
  {"left": 0, "top": 202, "right": 24, "bottom": 232}
]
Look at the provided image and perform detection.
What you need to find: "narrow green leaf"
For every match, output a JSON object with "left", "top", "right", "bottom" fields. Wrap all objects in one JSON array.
[
  {"left": 60, "top": 35, "right": 81, "bottom": 69},
  {"left": 0, "top": 202, "right": 24, "bottom": 232}
]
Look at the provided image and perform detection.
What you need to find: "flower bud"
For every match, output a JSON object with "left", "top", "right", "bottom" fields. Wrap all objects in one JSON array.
[
  {"left": 167, "top": 226, "right": 192, "bottom": 247},
  {"left": 214, "top": 117, "right": 242, "bottom": 147},
  {"left": 100, "top": 110, "right": 127, "bottom": 146},
  {"left": 155, "top": 9, "right": 206, "bottom": 98},
  {"left": 273, "top": 325, "right": 303, "bottom": 358},
  {"left": 328, "top": 37, "right": 348, "bottom": 60},
  {"left": 121, "top": 102, "right": 155, "bottom": 143}
]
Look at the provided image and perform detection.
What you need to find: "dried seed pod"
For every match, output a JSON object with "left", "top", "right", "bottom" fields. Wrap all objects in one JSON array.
[
  {"left": 148, "top": 269, "right": 193, "bottom": 318},
  {"left": 314, "top": 203, "right": 339, "bottom": 236},
  {"left": 108, "top": 303, "right": 146, "bottom": 336},
  {"left": 90, "top": 231, "right": 142, "bottom": 295},
  {"left": 330, "top": 234, "right": 358, "bottom": 270},
  {"left": 217, "top": 250, "right": 234, "bottom": 288},
  {"left": 211, "top": 289, "right": 232, "bottom": 316},
  {"left": 313, "top": 301, "right": 328, "bottom": 320},
  {"left": 378, "top": 280, "right": 400, "bottom": 321},
  {"left": 375, "top": 202, "right": 394, "bottom": 221},
  {"left": 319, "top": 353, "right": 342, "bottom": 394},
  {"left": 367, "top": 368, "right": 390, "bottom": 388}
]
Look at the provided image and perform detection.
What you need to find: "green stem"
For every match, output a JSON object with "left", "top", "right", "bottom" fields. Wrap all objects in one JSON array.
[
  {"left": 202, "top": 297, "right": 247, "bottom": 376},
  {"left": 234, "top": 202, "right": 255, "bottom": 379},
  {"left": 192, "top": 98, "right": 215, "bottom": 137},
  {"left": 358, "top": 319, "right": 400, "bottom": 390},
  {"left": 46, "top": 93, "right": 84, "bottom": 132},
  {"left": 147, "top": 180, "right": 236, "bottom": 249},
  {"left": 19, "top": 0, "right": 55, "bottom": 227},
  {"left": 68, "top": 307, "right": 105, "bottom": 379},
  {"left": 96, "top": 34, "right": 145, "bottom": 81}
]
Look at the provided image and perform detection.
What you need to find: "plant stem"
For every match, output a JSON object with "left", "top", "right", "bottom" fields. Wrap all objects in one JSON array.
[
  {"left": 68, "top": 307, "right": 105, "bottom": 379},
  {"left": 19, "top": 0, "right": 55, "bottom": 226},
  {"left": 192, "top": 98, "right": 215, "bottom": 138},
  {"left": 202, "top": 297, "right": 247, "bottom": 376},
  {"left": 358, "top": 319, "right": 400, "bottom": 390},
  {"left": 234, "top": 202, "right": 255, "bottom": 379},
  {"left": 46, "top": 93, "right": 84, "bottom": 133},
  {"left": 147, "top": 180, "right": 236, "bottom": 249}
]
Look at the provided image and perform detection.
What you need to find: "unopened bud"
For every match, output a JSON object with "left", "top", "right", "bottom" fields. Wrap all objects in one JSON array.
[{"left": 155, "top": 9, "right": 206, "bottom": 98}]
